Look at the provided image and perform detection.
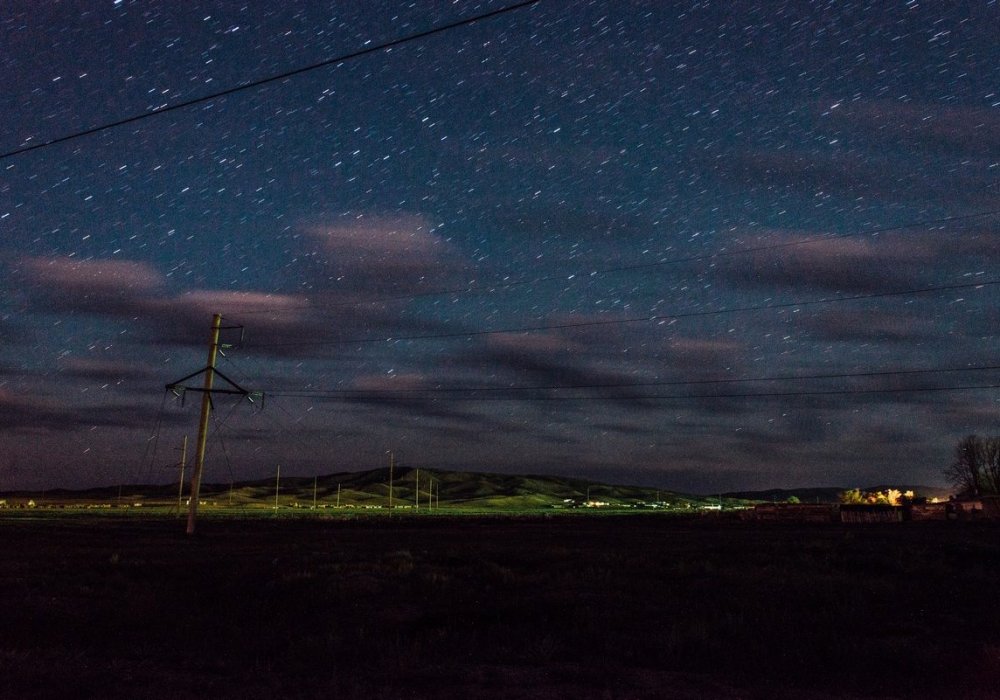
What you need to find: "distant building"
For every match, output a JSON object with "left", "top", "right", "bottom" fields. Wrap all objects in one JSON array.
[
  {"left": 751, "top": 503, "right": 838, "bottom": 523},
  {"left": 906, "top": 501, "right": 949, "bottom": 521},
  {"left": 839, "top": 504, "right": 902, "bottom": 524}
]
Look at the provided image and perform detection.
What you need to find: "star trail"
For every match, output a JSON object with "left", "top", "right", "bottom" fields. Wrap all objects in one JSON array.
[{"left": 1, "top": 0, "right": 997, "bottom": 492}]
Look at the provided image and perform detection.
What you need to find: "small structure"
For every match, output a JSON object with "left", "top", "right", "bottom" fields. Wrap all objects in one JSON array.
[
  {"left": 906, "top": 501, "right": 949, "bottom": 521},
  {"left": 946, "top": 498, "right": 984, "bottom": 520},
  {"left": 839, "top": 504, "right": 902, "bottom": 524},
  {"left": 751, "top": 503, "right": 838, "bottom": 523}
]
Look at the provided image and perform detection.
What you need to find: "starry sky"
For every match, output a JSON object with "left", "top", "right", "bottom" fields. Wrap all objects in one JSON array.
[{"left": 1, "top": 0, "right": 997, "bottom": 493}]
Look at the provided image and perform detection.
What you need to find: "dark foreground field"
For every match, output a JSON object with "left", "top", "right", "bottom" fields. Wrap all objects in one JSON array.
[{"left": 1, "top": 515, "right": 999, "bottom": 699}]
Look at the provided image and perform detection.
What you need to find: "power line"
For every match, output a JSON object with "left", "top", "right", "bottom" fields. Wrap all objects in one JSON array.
[
  {"left": 263, "top": 363, "right": 1000, "bottom": 398},
  {"left": 224, "top": 209, "right": 1000, "bottom": 318},
  {"left": 269, "top": 383, "right": 1000, "bottom": 403},
  {"left": 0, "top": 0, "right": 542, "bottom": 161},
  {"left": 243, "top": 278, "right": 999, "bottom": 349}
]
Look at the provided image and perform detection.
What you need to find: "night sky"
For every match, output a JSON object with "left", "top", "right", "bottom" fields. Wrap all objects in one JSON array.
[{"left": 1, "top": 1, "right": 997, "bottom": 493}]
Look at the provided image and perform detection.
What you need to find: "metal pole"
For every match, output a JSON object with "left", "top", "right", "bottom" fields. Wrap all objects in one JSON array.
[
  {"left": 388, "top": 452, "right": 394, "bottom": 513},
  {"left": 274, "top": 464, "right": 281, "bottom": 511},
  {"left": 186, "top": 313, "right": 222, "bottom": 536}
]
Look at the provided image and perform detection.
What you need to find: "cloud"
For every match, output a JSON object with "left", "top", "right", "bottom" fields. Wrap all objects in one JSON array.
[
  {"left": 0, "top": 389, "right": 72, "bottom": 432},
  {"left": 657, "top": 337, "right": 743, "bottom": 372},
  {"left": 824, "top": 100, "right": 1000, "bottom": 153},
  {"left": 15, "top": 259, "right": 329, "bottom": 355},
  {"left": 146, "top": 290, "right": 316, "bottom": 346},
  {"left": 460, "top": 330, "right": 667, "bottom": 409},
  {"left": 0, "top": 317, "right": 25, "bottom": 345},
  {"left": 487, "top": 331, "right": 581, "bottom": 356},
  {"left": 723, "top": 147, "right": 996, "bottom": 208},
  {"left": 799, "top": 308, "right": 935, "bottom": 344},
  {"left": 19, "top": 257, "right": 165, "bottom": 314},
  {"left": 0, "top": 388, "right": 183, "bottom": 434},
  {"left": 57, "top": 357, "right": 159, "bottom": 383},
  {"left": 349, "top": 373, "right": 430, "bottom": 393},
  {"left": 720, "top": 230, "right": 937, "bottom": 293},
  {"left": 302, "top": 214, "right": 467, "bottom": 295}
]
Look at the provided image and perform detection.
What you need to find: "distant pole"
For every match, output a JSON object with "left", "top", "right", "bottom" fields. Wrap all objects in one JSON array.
[
  {"left": 313, "top": 475, "right": 318, "bottom": 509},
  {"left": 337, "top": 482, "right": 341, "bottom": 508},
  {"left": 176, "top": 435, "right": 188, "bottom": 516},
  {"left": 274, "top": 464, "right": 281, "bottom": 511},
  {"left": 415, "top": 468, "right": 420, "bottom": 510},
  {"left": 186, "top": 313, "right": 222, "bottom": 536},
  {"left": 388, "top": 451, "right": 394, "bottom": 513}
]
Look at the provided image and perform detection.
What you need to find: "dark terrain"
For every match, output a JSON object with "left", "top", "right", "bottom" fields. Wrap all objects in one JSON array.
[{"left": 1, "top": 514, "right": 998, "bottom": 699}]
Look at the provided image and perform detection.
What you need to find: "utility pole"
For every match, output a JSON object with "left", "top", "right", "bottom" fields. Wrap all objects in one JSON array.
[
  {"left": 312, "top": 475, "right": 318, "bottom": 510},
  {"left": 176, "top": 435, "right": 188, "bottom": 516},
  {"left": 388, "top": 451, "right": 394, "bottom": 513},
  {"left": 337, "top": 482, "right": 341, "bottom": 508},
  {"left": 415, "top": 468, "right": 420, "bottom": 510},
  {"left": 186, "top": 313, "right": 222, "bottom": 535},
  {"left": 166, "top": 313, "right": 260, "bottom": 535},
  {"left": 274, "top": 464, "right": 281, "bottom": 512}
]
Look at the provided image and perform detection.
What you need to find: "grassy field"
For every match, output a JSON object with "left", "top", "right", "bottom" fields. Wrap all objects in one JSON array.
[{"left": 1, "top": 514, "right": 998, "bottom": 699}]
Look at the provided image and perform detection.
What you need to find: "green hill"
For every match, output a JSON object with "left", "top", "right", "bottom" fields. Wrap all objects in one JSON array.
[{"left": 2, "top": 467, "right": 705, "bottom": 512}]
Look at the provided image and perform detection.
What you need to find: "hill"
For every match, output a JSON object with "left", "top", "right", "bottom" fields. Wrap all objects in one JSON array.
[
  {"left": 2, "top": 467, "right": 705, "bottom": 511},
  {"left": 5, "top": 470, "right": 952, "bottom": 511}
]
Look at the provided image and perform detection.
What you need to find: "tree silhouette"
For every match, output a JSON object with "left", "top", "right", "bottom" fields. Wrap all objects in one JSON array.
[{"left": 944, "top": 435, "right": 1000, "bottom": 496}]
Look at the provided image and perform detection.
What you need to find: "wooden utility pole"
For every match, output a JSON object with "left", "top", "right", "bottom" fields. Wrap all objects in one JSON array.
[
  {"left": 415, "top": 468, "right": 420, "bottom": 509},
  {"left": 337, "top": 482, "right": 341, "bottom": 508},
  {"left": 312, "top": 475, "right": 318, "bottom": 509},
  {"left": 176, "top": 435, "right": 188, "bottom": 516},
  {"left": 166, "top": 313, "right": 257, "bottom": 534},
  {"left": 186, "top": 313, "right": 222, "bottom": 536}
]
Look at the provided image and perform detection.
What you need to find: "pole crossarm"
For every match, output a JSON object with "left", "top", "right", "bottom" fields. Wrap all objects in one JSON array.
[
  {"left": 166, "top": 367, "right": 263, "bottom": 405},
  {"left": 166, "top": 367, "right": 251, "bottom": 395}
]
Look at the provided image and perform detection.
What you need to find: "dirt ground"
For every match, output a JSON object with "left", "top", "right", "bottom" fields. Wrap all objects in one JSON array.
[{"left": 1, "top": 514, "right": 998, "bottom": 699}]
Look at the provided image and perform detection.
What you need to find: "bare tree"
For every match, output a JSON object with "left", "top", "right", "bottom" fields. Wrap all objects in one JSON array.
[
  {"left": 980, "top": 437, "right": 1000, "bottom": 495},
  {"left": 944, "top": 435, "right": 985, "bottom": 496}
]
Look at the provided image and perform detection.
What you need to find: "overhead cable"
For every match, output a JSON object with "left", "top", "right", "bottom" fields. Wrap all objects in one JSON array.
[
  {"left": 0, "top": 0, "right": 542, "bottom": 161},
  {"left": 243, "top": 278, "right": 999, "bottom": 349}
]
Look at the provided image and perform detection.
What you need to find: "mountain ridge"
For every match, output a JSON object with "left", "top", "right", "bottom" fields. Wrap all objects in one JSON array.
[{"left": 1, "top": 467, "right": 952, "bottom": 508}]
